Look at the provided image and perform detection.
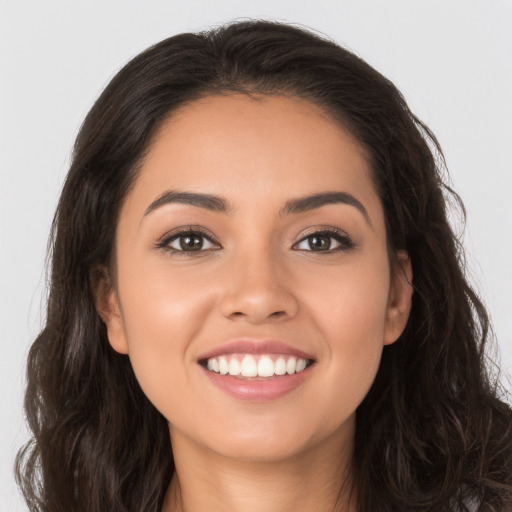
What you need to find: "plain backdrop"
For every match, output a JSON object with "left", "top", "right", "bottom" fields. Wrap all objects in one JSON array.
[{"left": 1, "top": 1, "right": 511, "bottom": 510}]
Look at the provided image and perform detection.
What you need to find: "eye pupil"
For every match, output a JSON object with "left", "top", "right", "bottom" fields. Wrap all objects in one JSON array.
[
  {"left": 309, "top": 235, "right": 331, "bottom": 250},
  {"left": 180, "top": 234, "right": 203, "bottom": 251}
]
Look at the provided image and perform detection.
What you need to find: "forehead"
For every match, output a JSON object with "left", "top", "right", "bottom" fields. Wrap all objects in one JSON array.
[{"left": 125, "top": 94, "right": 382, "bottom": 225}]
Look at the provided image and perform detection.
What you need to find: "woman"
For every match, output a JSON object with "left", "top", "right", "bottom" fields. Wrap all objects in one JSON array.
[{"left": 16, "top": 20, "right": 512, "bottom": 512}]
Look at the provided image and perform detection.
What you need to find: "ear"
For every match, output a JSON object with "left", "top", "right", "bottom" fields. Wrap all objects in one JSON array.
[
  {"left": 384, "top": 250, "right": 413, "bottom": 346},
  {"left": 92, "top": 267, "right": 129, "bottom": 355}
]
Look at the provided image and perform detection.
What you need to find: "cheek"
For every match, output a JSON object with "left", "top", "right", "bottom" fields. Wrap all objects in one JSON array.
[
  {"left": 119, "top": 256, "right": 215, "bottom": 339},
  {"left": 303, "top": 258, "right": 391, "bottom": 404},
  {"left": 306, "top": 254, "right": 391, "bottom": 341},
  {"left": 116, "top": 262, "right": 216, "bottom": 415}
]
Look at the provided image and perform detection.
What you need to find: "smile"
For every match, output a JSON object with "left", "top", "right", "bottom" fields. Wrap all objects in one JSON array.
[
  {"left": 204, "top": 354, "right": 310, "bottom": 378},
  {"left": 198, "top": 340, "right": 316, "bottom": 401}
]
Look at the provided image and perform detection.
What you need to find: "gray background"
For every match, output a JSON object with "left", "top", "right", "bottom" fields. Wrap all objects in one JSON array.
[{"left": 1, "top": 1, "right": 511, "bottom": 509}]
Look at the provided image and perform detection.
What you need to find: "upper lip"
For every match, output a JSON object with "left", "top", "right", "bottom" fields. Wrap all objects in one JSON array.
[{"left": 198, "top": 339, "right": 316, "bottom": 361}]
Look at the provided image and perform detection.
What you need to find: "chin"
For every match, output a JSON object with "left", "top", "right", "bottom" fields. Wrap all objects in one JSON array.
[
  {"left": 210, "top": 434, "right": 310, "bottom": 463},
  {"left": 190, "top": 412, "right": 354, "bottom": 463}
]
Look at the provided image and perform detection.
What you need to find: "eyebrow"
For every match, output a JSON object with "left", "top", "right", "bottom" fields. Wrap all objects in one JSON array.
[
  {"left": 281, "top": 191, "right": 371, "bottom": 224},
  {"left": 144, "top": 189, "right": 370, "bottom": 225},
  {"left": 144, "top": 190, "right": 231, "bottom": 216}
]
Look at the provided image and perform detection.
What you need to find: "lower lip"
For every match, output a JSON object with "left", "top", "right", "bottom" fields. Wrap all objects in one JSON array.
[{"left": 202, "top": 366, "right": 312, "bottom": 401}]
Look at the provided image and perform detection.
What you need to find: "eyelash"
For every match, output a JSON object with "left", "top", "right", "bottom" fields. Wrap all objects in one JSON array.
[
  {"left": 156, "top": 227, "right": 220, "bottom": 256},
  {"left": 156, "top": 227, "right": 355, "bottom": 255},
  {"left": 293, "top": 228, "right": 355, "bottom": 252}
]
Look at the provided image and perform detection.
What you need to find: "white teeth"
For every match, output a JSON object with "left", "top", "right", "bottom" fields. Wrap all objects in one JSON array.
[
  {"left": 240, "top": 355, "right": 258, "bottom": 377},
  {"left": 207, "top": 358, "right": 220, "bottom": 373},
  {"left": 286, "top": 357, "right": 297, "bottom": 375},
  {"left": 274, "top": 357, "right": 287, "bottom": 375},
  {"left": 257, "top": 356, "right": 275, "bottom": 377},
  {"left": 228, "top": 358, "right": 241, "bottom": 376},
  {"left": 296, "top": 358, "right": 307, "bottom": 372},
  {"left": 205, "top": 354, "right": 309, "bottom": 378},
  {"left": 219, "top": 356, "right": 229, "bottom": 375}
]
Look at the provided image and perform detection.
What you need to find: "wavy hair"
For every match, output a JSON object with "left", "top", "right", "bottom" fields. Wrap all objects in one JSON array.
[{"left": 16, "top": 20, "right": 512, "bottom": 512}]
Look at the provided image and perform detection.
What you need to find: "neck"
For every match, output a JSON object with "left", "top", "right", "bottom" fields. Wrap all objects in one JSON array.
[{"left": 162, "top": 426, "right": 357, "bottom": 512}]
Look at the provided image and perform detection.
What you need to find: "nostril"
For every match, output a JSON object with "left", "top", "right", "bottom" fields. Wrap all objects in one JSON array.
[
  {"left": 225, "top": 310, "right": 290, "bottom": 325},
  {"left": 220, "top": 288, "right": 299, "bottom": 324},
  {"left": 269, "top": 311, "right": 287, "bottom": 318}
]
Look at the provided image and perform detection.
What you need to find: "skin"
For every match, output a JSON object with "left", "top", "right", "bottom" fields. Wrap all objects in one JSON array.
[{"left": 99, "top": 94, "right": 413, "bottom": 512}]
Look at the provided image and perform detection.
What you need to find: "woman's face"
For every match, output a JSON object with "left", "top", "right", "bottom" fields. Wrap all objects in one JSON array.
[{"left": 102, "top": 94, "right": 412, "bottom": 461}]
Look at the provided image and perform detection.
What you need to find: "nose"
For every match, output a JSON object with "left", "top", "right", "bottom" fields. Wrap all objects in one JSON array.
[{"left": 219, "top": 249, "right": 299, "bottom": 324}]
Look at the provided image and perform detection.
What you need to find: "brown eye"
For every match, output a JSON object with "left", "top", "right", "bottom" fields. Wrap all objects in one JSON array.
[
  {"left": 294, "top": 230, "right": 354, "bottom": 252},
  {"left": 307, "top": 234, "right": 332, "bottom": 251},
  {"left": 162, "top": 230, "right": 219, "bottom": 253},
  {"left": 179, "top": 234, "right": 204, "bottom": 251}
]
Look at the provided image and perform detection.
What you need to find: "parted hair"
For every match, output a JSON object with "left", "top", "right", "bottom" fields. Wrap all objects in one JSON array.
[{"left": 16, "top": 20, "right": 512, "bottom": 512}]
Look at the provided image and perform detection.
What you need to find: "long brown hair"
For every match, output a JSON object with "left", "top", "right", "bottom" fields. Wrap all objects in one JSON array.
[{"left": 16, "top": 20, "right": 512, "bottom": 512}]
